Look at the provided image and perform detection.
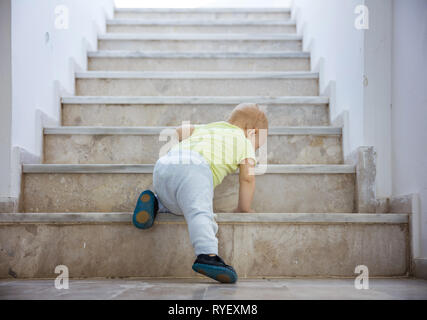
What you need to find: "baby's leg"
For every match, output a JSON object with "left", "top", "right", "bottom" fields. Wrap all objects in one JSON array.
[
  {"left": 153, "top": 154, "right": 236, "bottom": 283},
  {"left": 153, "top": 159, "right": 184, "bottom": 215},
  {"left": 153, "top": 154, "right": 218, "bottom": 256},
  {"left": 176, "top": 167, "right": 239, "bottom": 283},
  {"left": 176, "top": 168, "right": 218, "bottom": 256}
]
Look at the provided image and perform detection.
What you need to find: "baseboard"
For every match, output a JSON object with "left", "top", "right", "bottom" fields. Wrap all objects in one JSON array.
[
  {"left": 413, "top": 258, "right": 427, "bottom": 279},
  {"left": 0, "top": 197, "right": 19, "bottom": 213},
  {"left": 4, "top": 147, "right": 40, "bottom": 213},
  {"left": 344, "top": 146, "right": 377, "bottom": 213},
  {"left": 389, "top": 193, "right": 425, "bottom": 278},
  {"left": 389, "top": 194, "right": 414, "bottom": 213}
]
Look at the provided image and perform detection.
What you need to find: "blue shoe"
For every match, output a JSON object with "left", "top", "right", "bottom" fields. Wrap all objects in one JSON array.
[
  {"left": 192, "top": 254, "right": 238, "bottom": 284},
  {"left": 132, "top": 190, "right": 158, "bottom": 229}
]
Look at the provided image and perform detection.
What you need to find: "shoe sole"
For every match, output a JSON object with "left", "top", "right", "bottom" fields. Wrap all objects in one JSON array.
[
  {"left": 132, "top": 190, "right": 157, "bottom": 229},
  {"left": 192, "top": 263, "right": 238, "bottom": 284}
]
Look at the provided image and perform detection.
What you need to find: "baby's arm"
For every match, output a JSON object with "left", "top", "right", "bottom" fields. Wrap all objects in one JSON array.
[
  {"left": 234, "top": 158, "right": 256, "bottom": 213},
  {"left": 176, "top": 124, "right": 195, "bottom": 141}
]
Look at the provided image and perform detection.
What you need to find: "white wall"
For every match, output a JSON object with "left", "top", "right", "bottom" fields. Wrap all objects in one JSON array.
[
  {"left": 292, "top": 0, "right": 365, "bottom": 155},
  {"left": 363, "top": 0, "right": 392, "bottom": 198},
  {"left": 0, "top": 0, "right": 13, "bottom": 203},
  {"left": 0, "top": 0, "right": 115, "bottom": 206},
  {"left": 391, "top": 0, "right": 427, "bottom": 258},
  {"left": 11, "top": 0, "right": 114, "bottom": 158},
  {"left": 293, "top": 0, "right": 426, "bottom": 256},
  {"left": 293, "top": 0, "right": 393, "bottom": 198}
]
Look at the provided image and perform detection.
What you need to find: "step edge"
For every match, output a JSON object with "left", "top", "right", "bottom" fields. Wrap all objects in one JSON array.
[
  {"left": 98, "top": 33, "right": 302, "bottom": 40},
  {"left": 87, "top": 51, "right": 310, "bottom": 58},
  {"left": 114, "top": 8, "right": 292, "bottom": 13},
  {"left": 75, "top": 71, "right": 319, "bottom": 79},
  {"left": 22, "top": 164, "right": 355, "bottom": 174},
  {"left": 0, "top": 212, "right": 409, "bottom": 224},
  {"left": 61, "top": 96, "right": 329, "bottom": 105},
  {"left": 107, "top": 19, "right": 296, "bottom": 26},
  {"left": 44, "top": 126, "right": 342, "bottom": 136}
]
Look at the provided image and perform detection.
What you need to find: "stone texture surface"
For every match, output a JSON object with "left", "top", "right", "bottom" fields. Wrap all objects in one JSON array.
[
  {"left": 413, "top": 258, "right": 427, "bottom": 280},
  {"left": 3, "top": 278, "right": 427, "bottom": 300},
  {"left": 215, "top": 173, "right": 355, "bottom": 213},
  {"left": 389, "top": 194, "right": 413, "bottom": 213},
  {"left": 2, "top": 278, "right": 427, "bottom": 300},
  {"left": 114, "top": 12, "right": 292, "bottom": 21},
  {"left": 0, "top": 212, "right": 409, "bottom": 224},
  {"left": 88, "top": 57, "right": 310, "bottom": 72},
  {"left": 76, "top": 78, "right": 318, "bottom": 97},
  {"left": 98, "top": 39, "right": 302, "bottom": 52},
  {"left": 347, "top": 147, "right": 377, "bottom": 213},
  {"left": 62, "top": 103, "right": 329, "bottom": 127},
  {"left": 23, "top": 172, "right": 355, "bottom": 213},
  {"left": 107, "top": 24, "right": 296, "bottom": 34},
  {"left": 231, "top": 223, "right": 408, "bottom": 277},
  {"left": 43, "top": 134, "right": 342, "bottom": 165},
  {"left": 0, "top": 220, "right": 407, "bottom": 279},
  {"left": 0, "top": 199, "right": 19, "bottom": 213}
]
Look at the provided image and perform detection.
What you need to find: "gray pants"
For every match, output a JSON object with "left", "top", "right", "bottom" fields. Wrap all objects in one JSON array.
[{"left": 153, "top": 150, "right": 218, "bottom": 256}]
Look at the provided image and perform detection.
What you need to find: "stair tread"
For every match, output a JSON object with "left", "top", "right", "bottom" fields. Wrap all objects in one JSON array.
[
  {"left": 107, "top": 19, "right": 296, "bottom": 26},
  {"left": 98, "top": 33, "right": 302, "bottom": 40},
  {"left": 44, "top": 126, "right": 341, "bottom": 135},
  {"left": 62, "top": 96, "right": 329, "bottom": 104},
  {"left": 23, "top": 164, "right": 355, "bottom": 174},
  {"left": 114, "top": 8, "right": 292, "bottom": 13},
  {"left": 0, "top": 212, "right": 409, "bottom": 224},
  {"left": 88, "top": 51, "right": 310, "bottom": 58},
  {"left": 75, "top": 71, "right": 318, "bottom": 79}
]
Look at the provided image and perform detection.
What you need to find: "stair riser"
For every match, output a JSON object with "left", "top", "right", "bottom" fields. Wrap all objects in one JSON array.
[
  {"left": 23, "top": 173, "right": 355, "bottom": 213},
  {"left": 44, "top": 134, "right": 343, "bottom": 165},
  {"left": 114, "top": 12, "right": 292, "bottom": 20},
  {"left": 88, "top": 57, "right": 310, "bottom": 72},
  {"left": 0, "top": 222, "right": 408, "bottom": 278},
  {"left": 62, "top": 103, "right": 329, "bottom": 127},
  {"left": 75, "top": 79, "right": 319, "bottom": 96},
  {"left": 98, "top": 39, "right": 302, "bottom": 52},
  {"left": 107, "top": 25, "right": 296, "bottom": 34}
]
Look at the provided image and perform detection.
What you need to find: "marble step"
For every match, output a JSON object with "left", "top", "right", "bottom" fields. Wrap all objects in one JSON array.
[
  {"left": 88, "top": 51, "right": 310, "bottom": 72},
  {"left": 0, "top": 212, "right": 409, "bottom": 278},
  {"left": 61, "top": 96, "right": 330, "bottom": 127},
  {"left": 113, "top": 8, "right": 292, "bottom": 21},
  {"left": 43, "top": 126, "right": 343, "bottom": 165},
  {"left": 75, "top": 72, "right": 319, "bottom": 97},
  {"left": 98, "top": 33, "right": 302, "bottom": 52},
  {"left": 22, "top": 164, "right": 355, "bottom": 213},
  {"left": 106, "top": 19, "right": 296, "bottom": 34}
]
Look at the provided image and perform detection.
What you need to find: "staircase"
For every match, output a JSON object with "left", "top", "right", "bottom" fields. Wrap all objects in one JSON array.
[{"left": 0, "top": 8, "right": 409, "bottom": 279}]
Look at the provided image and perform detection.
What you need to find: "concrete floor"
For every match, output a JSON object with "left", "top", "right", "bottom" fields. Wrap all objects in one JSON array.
[{"left": 1, "top": 278, "right": 427, "bottom": 300}]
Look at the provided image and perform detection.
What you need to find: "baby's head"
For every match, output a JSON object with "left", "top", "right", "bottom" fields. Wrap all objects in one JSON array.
[{"left": 227, "top": 103, "right": 268, "bottom": 150}]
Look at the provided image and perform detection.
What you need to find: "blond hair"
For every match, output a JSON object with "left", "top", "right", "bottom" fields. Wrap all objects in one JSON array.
[{"left": 228, "top": 103, "right": 268, "bottom": 130}]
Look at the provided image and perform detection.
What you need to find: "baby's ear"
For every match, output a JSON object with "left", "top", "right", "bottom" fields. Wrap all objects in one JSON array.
[{"left": 246, "top": 128, "right": 256, "bottom": 137}]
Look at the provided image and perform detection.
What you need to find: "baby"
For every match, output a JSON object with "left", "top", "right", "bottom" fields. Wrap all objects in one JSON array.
[{"left": 132, "top": 103, "right": 268, "bottom": 283}]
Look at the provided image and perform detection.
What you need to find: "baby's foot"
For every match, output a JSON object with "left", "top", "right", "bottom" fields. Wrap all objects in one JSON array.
[
  {"left": 132, "top": 190, "right": 158, "bottom": 229},
  {"left": 192, "top": 254, "right": 238, "bottom": 284}
]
